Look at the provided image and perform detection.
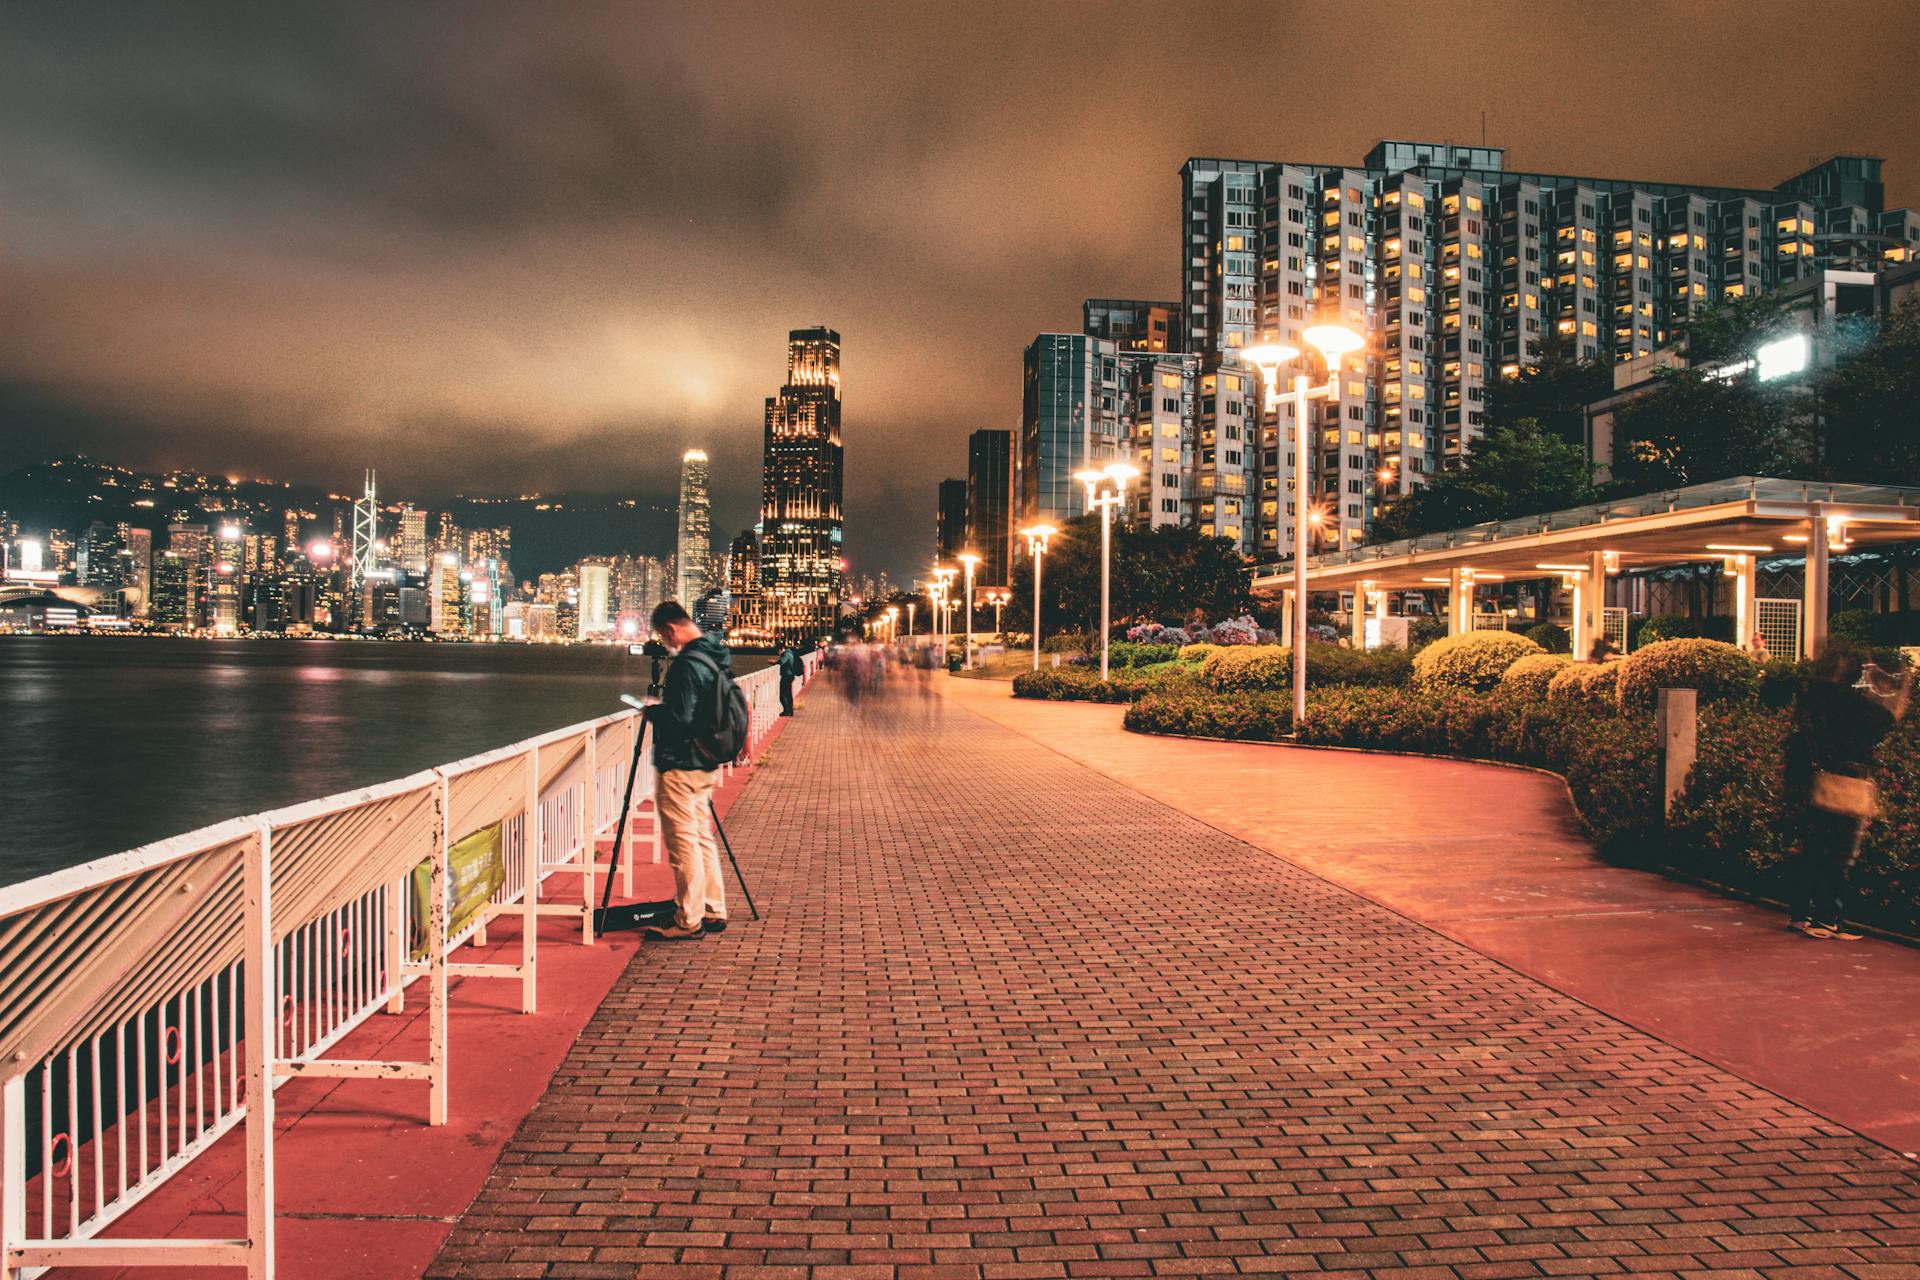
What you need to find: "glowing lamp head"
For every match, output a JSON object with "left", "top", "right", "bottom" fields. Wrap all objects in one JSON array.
[
  {"left": 308, "top": 541, "right": 332, "bottom": 561},
  {"left": 1103, "top": 462, "right": 1141, "bottom": 489},
  {"left": 957, "top": 552, "right": 981, "bottom": 571},
  {"left": 1238, "top": 342, "right": 1300, "bottom": 381},
  {"left": 1303, "top": 323, "right": 1365, "bottom": 366}
]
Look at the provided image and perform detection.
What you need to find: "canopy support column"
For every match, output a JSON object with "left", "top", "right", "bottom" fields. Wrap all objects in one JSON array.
[{"left": 1804, "top": 506, "right": 1829, "bottom": 660}]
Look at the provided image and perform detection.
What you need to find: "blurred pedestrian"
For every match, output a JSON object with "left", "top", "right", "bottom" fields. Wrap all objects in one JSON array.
[
  {"left": 1587, "top": 632, "right": 1619, "bottom": 663},
  {"left": 1784, "top": 647, "right": 1909, "bottom": 940}
]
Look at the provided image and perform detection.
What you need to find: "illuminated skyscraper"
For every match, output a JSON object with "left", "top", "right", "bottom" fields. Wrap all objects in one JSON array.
[
  {"left": 397, "top": 505, "right": 428, "bottom": 570},
  {"left": 577, "top": 561, "right": 612, "bottom": 639},
  {"left": 676, "top": 449, "right": 713, "bottom": 605},
  {"left": 757, "top": 326, "right": 844, "bottom": 642}
]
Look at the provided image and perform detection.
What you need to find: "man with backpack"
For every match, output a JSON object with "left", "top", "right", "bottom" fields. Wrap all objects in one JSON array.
[
  {"left": 641, "top": 600, "right": 748, "bottom": 940},
  {"left": 777, "top": 641, "right": 800, "bottom": 716}
]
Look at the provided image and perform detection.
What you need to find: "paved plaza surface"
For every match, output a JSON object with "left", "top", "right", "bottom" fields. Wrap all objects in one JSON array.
[{"left": 428, "top": 678, "right": 1920, "bottom": 1279}]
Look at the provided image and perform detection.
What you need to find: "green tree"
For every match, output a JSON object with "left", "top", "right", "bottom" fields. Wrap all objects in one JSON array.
[
  {"left": 1607, "top": 367, "right": 1805, "bottom": 491},
  {"left": 1483, "top": 330, "right": 1611, "bottom": 446},
  {"left": 1006, "top": 516, "right": 1251, "bottom": 635},
  {"left": 1370, "top": 422, "right": 1597, "bottom": 542},
  {"left": 1817, "top": 295, "right": 1920, "bottom": 486}
]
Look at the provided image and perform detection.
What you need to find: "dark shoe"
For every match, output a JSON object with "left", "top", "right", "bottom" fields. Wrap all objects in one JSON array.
[
  {"left": 702, "top": 917, "right": 729, "bottom": 935},
  {"left": 643, "top": 922, "right": 704, "bottom": 941}
]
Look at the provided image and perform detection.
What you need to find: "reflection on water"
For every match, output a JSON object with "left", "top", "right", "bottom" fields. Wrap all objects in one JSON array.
[{"left": 0, "top": 637, "right": 767, "bottom": 884}]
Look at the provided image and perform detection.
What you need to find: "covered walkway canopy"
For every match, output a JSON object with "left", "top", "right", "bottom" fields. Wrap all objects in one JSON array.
[{"left": 1251, "top": 477, "right": 1920, "bottom": 658}]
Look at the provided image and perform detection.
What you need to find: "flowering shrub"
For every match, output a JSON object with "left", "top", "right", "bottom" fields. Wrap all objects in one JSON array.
[
  {"left": 1501, "top": 653, "right": 1574, "bottom": 701},
  {"left": 1410, "top": 631, "right": 1544, "bottom": 693},
  {"left": 1124, "top": 623, "right": 1192, "bottom": 646},
  {"left": 1012, "top": 662, "right": 1198, "bottom": 703},
  {"left": 1616, "top": 638, "right": 1758, "bottom": 710},
  {"left": 1546, "top": 660, "right": 1622, "bottom": 712},
  {"left": 1197, "top": 615, "right": 1263, "bottom": 646}
]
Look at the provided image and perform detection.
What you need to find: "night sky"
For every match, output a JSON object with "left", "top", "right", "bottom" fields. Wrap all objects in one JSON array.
[{"left": 4, "top": 1, "right": 1918, "bottom": 582}]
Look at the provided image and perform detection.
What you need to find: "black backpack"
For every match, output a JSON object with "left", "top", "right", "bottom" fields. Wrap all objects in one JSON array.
[{"left": 680, "top": 650, "right": 750, "bottom": 767}]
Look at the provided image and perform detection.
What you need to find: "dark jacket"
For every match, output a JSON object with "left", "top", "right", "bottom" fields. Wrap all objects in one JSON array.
[
  {"left": 1784, "top": 680, "right": 1894, "bottom": 802},
  {"left": 648, "top": 632, "right": 733, "bottom": 773},
  {"left": 778, "top": 648, "right": 800, "bottom": 681}
]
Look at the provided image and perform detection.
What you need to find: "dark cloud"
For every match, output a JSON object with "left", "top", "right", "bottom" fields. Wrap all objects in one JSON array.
[{"left": 3, "top": 0, "right": 1918, "bottom": 581}]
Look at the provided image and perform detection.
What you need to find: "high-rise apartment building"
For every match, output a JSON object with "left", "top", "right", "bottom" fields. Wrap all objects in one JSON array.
[
  {"left": 122, "top": 526, "right": 153, "bottom": 616},
  {"left": 965, "top": 430, "right": 1012, "bottom": 587},
  {"left": 1083, "top": 298, "right": 1178, "bottom": 352},
  {"left": 1180, "top": 144, "right": 1920, "bottom": 556},
  {"left": 675, "top": 449, "right": 713, "bottom": 605},
  {"left": 1018, "top": 333, "right": 1128, "bottom": 529},
  {"left": 756, "top": 326, "right": 845, "bottom": 642},
  {"left": 936, "top": 479, "right": 969, "bottom": 564}
]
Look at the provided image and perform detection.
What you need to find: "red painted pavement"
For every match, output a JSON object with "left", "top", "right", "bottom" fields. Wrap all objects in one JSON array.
[
  {"left": 46, "top": 702, "right": 801, "bottom": 1280},
  {"left": 946, "top": 677, "right": 1920, "bottom": 1156}
]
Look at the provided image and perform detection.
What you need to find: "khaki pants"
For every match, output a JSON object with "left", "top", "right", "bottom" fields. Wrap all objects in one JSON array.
[{"left": 657, "top": 768, "right": 725, "bottom": 929}]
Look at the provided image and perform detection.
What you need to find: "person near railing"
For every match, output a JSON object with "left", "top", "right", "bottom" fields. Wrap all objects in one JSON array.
[
  {"left": 641, "top": 600, "right": 735, "bottom": 941},
  {"left": 778, "top": 640, "right": 800, "bottom": 717}
]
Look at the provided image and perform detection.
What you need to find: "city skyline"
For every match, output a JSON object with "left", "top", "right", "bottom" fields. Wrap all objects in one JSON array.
[{"left": 7, "top": 3, "right": 1920, "bottom": 584}]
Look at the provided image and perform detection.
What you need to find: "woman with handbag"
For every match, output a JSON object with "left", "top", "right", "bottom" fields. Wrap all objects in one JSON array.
[{"left": 1783, "top": 647, "right": 1908, "bottom": 939}]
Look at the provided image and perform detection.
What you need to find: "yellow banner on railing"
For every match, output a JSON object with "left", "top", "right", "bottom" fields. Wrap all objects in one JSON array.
[{"left": 411, "top": 822, "right": 506, "bottom": 958}]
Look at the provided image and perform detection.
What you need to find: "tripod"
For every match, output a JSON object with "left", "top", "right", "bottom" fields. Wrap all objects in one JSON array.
[{"left": 594, "top": 691, "right": 759, "bottom": 933}]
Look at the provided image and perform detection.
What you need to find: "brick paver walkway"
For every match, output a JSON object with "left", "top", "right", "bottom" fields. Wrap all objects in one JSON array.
[{"left": 428, "top": 679, "right": 1920, "bottom": 1279}]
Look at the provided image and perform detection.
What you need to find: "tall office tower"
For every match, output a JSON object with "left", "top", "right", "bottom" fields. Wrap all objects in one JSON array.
[
  {"left": 464, "top": 526, "right": 512, "bottom": 586},
  {"left": 757, "top": 326, "right": 845, "bottom": 642},
  {"left": 283, "top": 509, "right": 301, "bottom": 551},
  {"left": 211, "top": 521, "right": 247, "bottom": 633},
  {"left": 722, "top": 528, "right": 761, "bottom": 633},
  {"left": 576, "top": 562, "right": 613, "bottom": 639},
  {"left": 166, "top": 523, "right": 213, "bottom": 627},
  {"left": 151, "top": 552, "right": 193, "bottom": 627},
  {"left": 965, "top": 430, "right": 1013, "bottom": 586},
  {"left": 1180, "top": 144, "right": 1920, "bottom": 554},
  {"left": 121, "top": 526, "right": 153, "bottom": 615},
  {"left": 43, "top": 529, "right": 74, "bottom": 580},
  {"left": 1019, "top": 333, "right": 1126, "bottom": 528},
  {"left": 78, "top": 521, "right": 124, "bottom": 589},
  {"left": 1083, "top": 298, "right": 1179, "bottom": 353},
  {"left": 430, "top": 555, "right": 464, "bottom": 635},
  {"left": 936, "top": 479, "right": 969, "bottom": 563},
  {"left": 397, "top": 505, "right": 428, "bottom": 570},
  {"left": 676, "top": 449, "right": 713, "bottom": 605}
]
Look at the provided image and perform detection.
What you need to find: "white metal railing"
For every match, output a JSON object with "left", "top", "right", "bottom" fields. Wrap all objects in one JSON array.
[{"left": 0, "top": 655, "right": 815, "bottom": 1278}]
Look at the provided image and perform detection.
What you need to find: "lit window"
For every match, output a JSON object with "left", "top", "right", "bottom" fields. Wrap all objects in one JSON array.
[{"left": 1407, "top": 193, "right": 1425, "bottom": 209}]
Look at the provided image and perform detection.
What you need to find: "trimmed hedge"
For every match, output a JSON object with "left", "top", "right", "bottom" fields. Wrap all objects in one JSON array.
[
  {"left": 1524, "top": 622, "right": 1572, "bottom": 654},
  {"left": 1199, "top": 643, "right": 1413, "bottom": 693},
  {"left": 1411, "top": 631, "right": 1544, "bottom": 693},
  {"left": 1616, "top": 638, "right": 1758, "bottom": 710},
  {"left": 1012, "top": 663, "right": 1199, "bottom": 703},
  {"left": 1107, "top": 641, "right": 1180, "bottom": 668},
  {"left": 1546, "top": 660, "right": 1623, "bottom": 712},
  {"left": 1502, "top": 653, "right": 1574, "bottom": 700},
  {"left": 1122, "top": 681, "right": 1920, "bottom": 932}
]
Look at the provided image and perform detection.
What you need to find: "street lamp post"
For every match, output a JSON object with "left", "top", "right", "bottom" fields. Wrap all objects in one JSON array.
[
  {"left": 1239, "top": 324, "right": 1365, "bottom": 729},
  {"left": 985, "top": 589, "right": 1010, "bottom": 642},
  {"left": 1073, "top": 462, "right": 1141, "bottom": 682},
  {"left": 906, "top": 600, "right": 916, "bottom": 642},
  {"left": 1020, "top": 524, "right": 1056, "bottom": 671},
  {"left": 957, "top": 552, "right": 981, "bottom": 670},
  {"left": 933, "top": 566, "right": 957, "bottom": 667}
]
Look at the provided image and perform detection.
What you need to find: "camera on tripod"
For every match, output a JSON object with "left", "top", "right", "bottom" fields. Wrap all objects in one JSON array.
[{"left": 628, "top": 638, "right": 671, "bottom": 697}]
